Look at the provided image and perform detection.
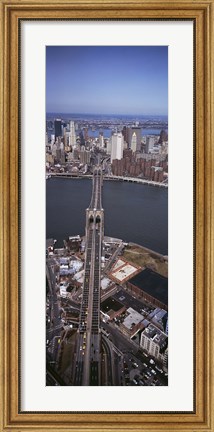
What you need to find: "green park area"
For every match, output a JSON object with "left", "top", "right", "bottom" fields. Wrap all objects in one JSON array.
[{"left": 123, "top": 244, "right": 168, "bottom": 278}]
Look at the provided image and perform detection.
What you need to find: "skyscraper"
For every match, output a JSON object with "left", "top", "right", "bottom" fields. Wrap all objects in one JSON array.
[
  {"left": 159, "top": 129, "right": 168, "bottom": 144},
  {"left": 130, "top": 132, "right": 137, "bottom": 152},
  {"left": 99, "top": 133, "right": 104, "bottom": 148},
  {"left": 69, "top": 121, "right": 76, "bottom": 148},
  {"left": 54, "top": 119, "right": 62, "bottom": 138},
  {"left": 127, "top": 125, "right": 142, "bottom": 152},
  {"left": 110, "top": 133, "right": 124, "bottom": 163},
  {"left": 79, "top": 150, "right": 91, "bottom": 165},
  {"left": 145, "top": 136, "right": 158, "bottom": 153},
  {"left": 106, "top": 139, "right": 112, "bottom": 155},
  {"left": 122, "top": 126, "right": 129, "bottom": 144}
]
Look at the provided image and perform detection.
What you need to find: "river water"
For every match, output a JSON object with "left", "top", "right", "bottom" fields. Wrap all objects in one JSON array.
[
  {"left": 47, "top": 128, "right": 166, "bottom": 140},
  {"left": 86, "top": 128, "right": 166, "bottom": 138},
  {"left": 46, "top": 178, "right": 168, "bottom": 255}
]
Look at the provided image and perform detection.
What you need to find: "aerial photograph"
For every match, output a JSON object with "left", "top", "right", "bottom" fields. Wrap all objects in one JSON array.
[{"left": 46, "top": 46, "right": 168, "bottom": 386}]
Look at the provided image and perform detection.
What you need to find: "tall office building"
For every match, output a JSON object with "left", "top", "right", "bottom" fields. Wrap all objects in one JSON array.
[
  {"left": 145, "top": 136, "right": 158, "bottom": 153},
  {"left": 130, "top": 132, "right": 137, "bottom": 152},
  {"left": 54, "top": 119, "right": 62, "bottom": 138},
  {"left": 50, "top": 134, "right": 55, "bottom": 147},
  {"left": 69, "top": 121, "right": 76, "bottom": 148},
  {"left": 79, "top": 150, "right": 91, "bottom": 165},
  {"left": 159, "top": 129, "right": 168, "bottom": 144},
  {"left": 63, "top": 127, "right": 70, "bottom": 147},
  {"left": 79, "top": 130, "right": 85, "bottom": 146},
  {"left": 127, "top": 125, "right": 142, "bottom": 152},
  {"left": 83, "top": 127, "right": 89, "bottom": 141},
  {"left": 106, "top": 139, "right": 112, "bottom": 155},
  {"left": 122, "top": 126, "right": 129, "bottom": 144},
  {"left": 52, "top": 143, "right": 57, "bottom": 157},
  {"left": 99, "top": 133, "right": 104, "bottom": 148},
  {"left": 110, "top": 133, "right": 124, "bottom": 163}
]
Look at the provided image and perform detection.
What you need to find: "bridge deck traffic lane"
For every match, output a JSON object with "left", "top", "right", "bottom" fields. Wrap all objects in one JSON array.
[
  {"left": 74, "top": 166, "right": 104, "bottom": 386},
  {"left": 74, "top": 225, "right": 94, "bottom": 385},
  {"left": 82, "top": 220, "right": 97, "bottom": 385}
]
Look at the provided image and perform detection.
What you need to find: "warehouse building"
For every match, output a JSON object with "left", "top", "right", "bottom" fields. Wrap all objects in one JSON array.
[{"left": 126, "top": 268, "right": 168, "bottom": 310}]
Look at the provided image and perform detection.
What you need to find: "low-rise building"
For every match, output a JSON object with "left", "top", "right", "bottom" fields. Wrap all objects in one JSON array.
[
  {"left": 148, "top": 308, "right": 168, "bottom": 332},
  {"left": 120, "top": 307, "right": 145, "bottom": 338},
  {"left": 140, "top": 323, "right": 168, "bottom": 362},
  {"left": 110, "top": 259, "right": 141, "bottom": 284},
  {"left": 100, "top": 297, "right": 126, "bottom": 321},
  {"left": 126, "top": 268, "right": 168, "bottom": 310}
]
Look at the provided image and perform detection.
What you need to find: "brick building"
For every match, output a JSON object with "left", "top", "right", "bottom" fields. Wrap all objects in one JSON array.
[{"left": 126, "top": 268, "right": 168, "bottom": 311}]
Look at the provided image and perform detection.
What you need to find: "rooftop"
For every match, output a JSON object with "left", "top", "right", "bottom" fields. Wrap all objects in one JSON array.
[
  {"left": 142, "top": 324, "right": 167, "bottom": 347},
  {"left": 110, "top": 260, "right": 140, "bottom": 283},
  {"left": 101, "top": 277, "right": 111, "bottom": 290},
  {"left": 122, "top": 307, "right": 144, "bottom": 330},
  {"left": 112, "top": 259, "right": 126, "bottom": 271},
  {"left": 129, "top": 268, "right": 168, "bottom": 306},
  {"left": 148, "top": 308, "right": 167, "bottom": 321},
  {"left": 101, "top": 297, "right": 124, "bottom": 314}
]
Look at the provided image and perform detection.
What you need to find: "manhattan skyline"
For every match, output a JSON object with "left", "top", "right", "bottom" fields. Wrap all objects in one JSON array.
[{"left": 46, "top": 46, "right": 168, "bottom": 116}]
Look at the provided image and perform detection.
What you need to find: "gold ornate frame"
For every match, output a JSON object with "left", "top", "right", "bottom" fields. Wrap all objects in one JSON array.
[{"left": 0, "top": 1, "right": 213, "bottom": 431}]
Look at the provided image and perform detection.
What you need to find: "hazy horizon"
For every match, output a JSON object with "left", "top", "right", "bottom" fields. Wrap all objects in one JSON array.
[{"left": 46, "top": 112, "right": 168, "bottom": 119}]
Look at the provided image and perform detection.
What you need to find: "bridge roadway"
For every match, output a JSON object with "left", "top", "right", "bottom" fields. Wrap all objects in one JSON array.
[
  {"left": 74, "top": 167, "right": 103, "bottom": 385},
  {"left": 47, "top": 172, "right": 168, "bottom": 187},
  {"left": 46, "top": 261, "right": 63, "bottom": 362}
]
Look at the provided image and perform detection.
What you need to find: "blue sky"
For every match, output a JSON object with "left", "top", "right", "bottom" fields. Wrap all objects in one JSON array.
[{"left": 46, "top": 46, "right": 168, "bottom": 116}]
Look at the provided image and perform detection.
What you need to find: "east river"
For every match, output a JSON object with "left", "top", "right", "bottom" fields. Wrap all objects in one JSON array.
[{"left": 46, "top": 178, "right": 168, "bottom": 255}]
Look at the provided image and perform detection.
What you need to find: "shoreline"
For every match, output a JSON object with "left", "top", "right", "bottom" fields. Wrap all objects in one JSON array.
[
  {"left": 46, "top": 173, "right": 168, "bottom": 188},
  {"left": 128, "top": 242, "right": 168, "bottom": 261},
  {"left": 51, "top": 235, "right": 168, "bottom": 264}
]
